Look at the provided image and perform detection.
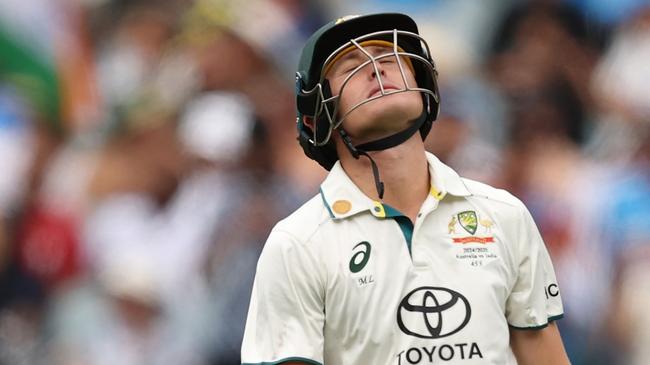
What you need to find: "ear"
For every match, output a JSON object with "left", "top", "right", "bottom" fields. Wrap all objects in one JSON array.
[{"left": 303, "top": 116, "right": 315, "bottom": 130}]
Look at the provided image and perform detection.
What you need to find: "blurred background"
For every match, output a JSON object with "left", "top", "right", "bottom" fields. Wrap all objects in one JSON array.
[{"left": 1, "top": 0, "right": 649, "bottom": 364}]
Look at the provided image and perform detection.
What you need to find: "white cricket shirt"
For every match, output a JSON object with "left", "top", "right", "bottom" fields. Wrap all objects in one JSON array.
[{"left": 241, "top": 152, "right": 563, "bottom": 365}]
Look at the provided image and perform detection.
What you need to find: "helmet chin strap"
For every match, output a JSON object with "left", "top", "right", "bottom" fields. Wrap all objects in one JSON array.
[{"left": 337, "top": 111, "right": 427, "bottom": 200}]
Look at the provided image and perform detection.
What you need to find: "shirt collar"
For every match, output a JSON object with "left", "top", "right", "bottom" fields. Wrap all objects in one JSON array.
[
  {"left": 320, "top": 152, "right": 471, "bottom": 220},
  {"left": 425, "top": 152, "right": 472, "bottom": 198}
]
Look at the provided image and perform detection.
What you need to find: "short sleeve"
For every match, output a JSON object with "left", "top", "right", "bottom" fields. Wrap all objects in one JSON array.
[
  {"left": 505, "top": 203, "right": 564, "bottom": 329},
  {"left": 241, "top": 229, "right": 325, "bottom": 365}
]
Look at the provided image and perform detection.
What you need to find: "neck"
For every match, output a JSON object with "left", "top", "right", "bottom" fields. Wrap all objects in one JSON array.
[{"left": 338, "top": 133, "right": 430, "bottom": 222}]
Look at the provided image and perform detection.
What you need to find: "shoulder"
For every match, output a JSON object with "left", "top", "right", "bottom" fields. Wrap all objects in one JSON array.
[
  {"left": 461, "top": 177, "right": 526, "bottom": 210},
  {"left": 255, "top": 194, "right": 331, "bottom": 284},
  {"left": 268, "top": 193, "right": 333, "bottom": 247},
  {"left": 459, "top": 178, "right": 532, "bottom": 236}
]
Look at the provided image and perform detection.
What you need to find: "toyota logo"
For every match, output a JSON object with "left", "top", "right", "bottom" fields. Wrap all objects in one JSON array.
[{"left": 397, "top": 287, "right": 471, "bottom": 339}]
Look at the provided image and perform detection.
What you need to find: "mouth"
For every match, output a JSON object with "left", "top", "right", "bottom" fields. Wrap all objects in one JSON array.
[{"left": 368, "top": 85, "right": 400, "bottom": 98}]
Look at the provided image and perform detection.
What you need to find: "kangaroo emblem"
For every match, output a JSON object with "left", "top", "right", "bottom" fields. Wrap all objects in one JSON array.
[
  {"left": 479, "top": 217, "right": 494, "bottom": 233},
  {"left": 448, "top": 216, "right": 457, "bottom": 234}
]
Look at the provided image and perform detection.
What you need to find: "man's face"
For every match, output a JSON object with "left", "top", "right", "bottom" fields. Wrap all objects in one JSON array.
[{"left": 325, "top": 44, "right": 423, "bottom": 144}]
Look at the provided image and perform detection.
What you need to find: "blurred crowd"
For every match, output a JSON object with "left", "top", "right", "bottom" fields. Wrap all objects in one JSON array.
[{"left": 1, "top": 0, "right": 650, "bottom": 364}]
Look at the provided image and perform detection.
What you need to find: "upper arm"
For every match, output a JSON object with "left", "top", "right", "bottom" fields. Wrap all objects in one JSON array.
[
  {"left": 510, "top": 322, "right": 571, "bottom": 365},
  {"left": 505, "top": 203, "right": 564, "bottom": 328},
  {"left": 503, "top": 202, "right": 570, "bottom": 362},
  {"left": 241, "top": 229, "right": 326, "bottom": 365}
]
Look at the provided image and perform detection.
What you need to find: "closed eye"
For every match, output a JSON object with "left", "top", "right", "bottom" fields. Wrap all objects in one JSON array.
[
  {"left": 336, "top": 59, "right": 362, "bottom": 76},
  {"left": 343, "top": 65, "right": 358, "bottom": 74},
  {"left": 378, "top": 57, "right": 397, "bottom": 64}
]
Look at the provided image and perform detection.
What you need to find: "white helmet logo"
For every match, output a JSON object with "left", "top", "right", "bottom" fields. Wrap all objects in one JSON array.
[{"left": 335, "top": 15, "right": 360, "bottom": 25}]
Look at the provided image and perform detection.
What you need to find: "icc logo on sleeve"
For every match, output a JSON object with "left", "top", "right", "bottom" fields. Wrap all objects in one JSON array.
[{"left": 545, "top": 283, "right": 560, "bottom": 299}]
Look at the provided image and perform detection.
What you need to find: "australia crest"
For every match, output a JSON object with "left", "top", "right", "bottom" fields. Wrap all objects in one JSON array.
[
  {"left": 457, "top": 211, "right": 478, "bottom": 235},
  {"left": 448, "top": 210, "right": 495, "bottom": 244}
]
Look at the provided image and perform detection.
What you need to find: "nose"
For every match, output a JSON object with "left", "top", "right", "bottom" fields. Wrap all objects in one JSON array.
[{"left": 370, "top": 61, "right": 386, "bottom": 79}]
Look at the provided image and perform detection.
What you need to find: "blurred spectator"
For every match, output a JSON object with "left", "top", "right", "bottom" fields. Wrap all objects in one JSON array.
[
  {"left": 178, "top": 0, "right": 325, "bottom": 194},
  {"left": 609, "top": 245, "right": 650, "bottom": 365},
  {"left": 589, "top": 7, "right": 650, "bottom": 161},
  {"left": 47, "top": 250, "right": 204, "bottom": 365},
  {"left": 95, "top": 1, "right": 178, "bottom": 113},
  {"left": 490, "top": 0, "right": 599, "bottom": 147},
  {"left": 202, "top": 114, "right": 304, "bottom": 363},
  {"left": 593, "top": 122, "right": 650, "bottom": 365},
  {"left": 485, "top": 2, "right": 614, "bottom": 364},
  {"left": 46, "top": 96, "right": 220, "bottom": 364},
  {"left": 0, "top": 3, "right": 66, "bottom": 358},
  {"left": 424, "top": 78, "right": 508, "bottom": 186}
]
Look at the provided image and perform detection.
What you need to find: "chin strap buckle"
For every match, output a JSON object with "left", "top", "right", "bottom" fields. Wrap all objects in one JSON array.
[{"left": 338, "top": 129, "right": 360, "bottom": 159}]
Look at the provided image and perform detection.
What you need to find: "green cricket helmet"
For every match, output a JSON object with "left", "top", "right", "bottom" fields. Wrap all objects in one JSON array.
[{"left": 296, "top": 13, "right": 440, "bottom": 171}]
